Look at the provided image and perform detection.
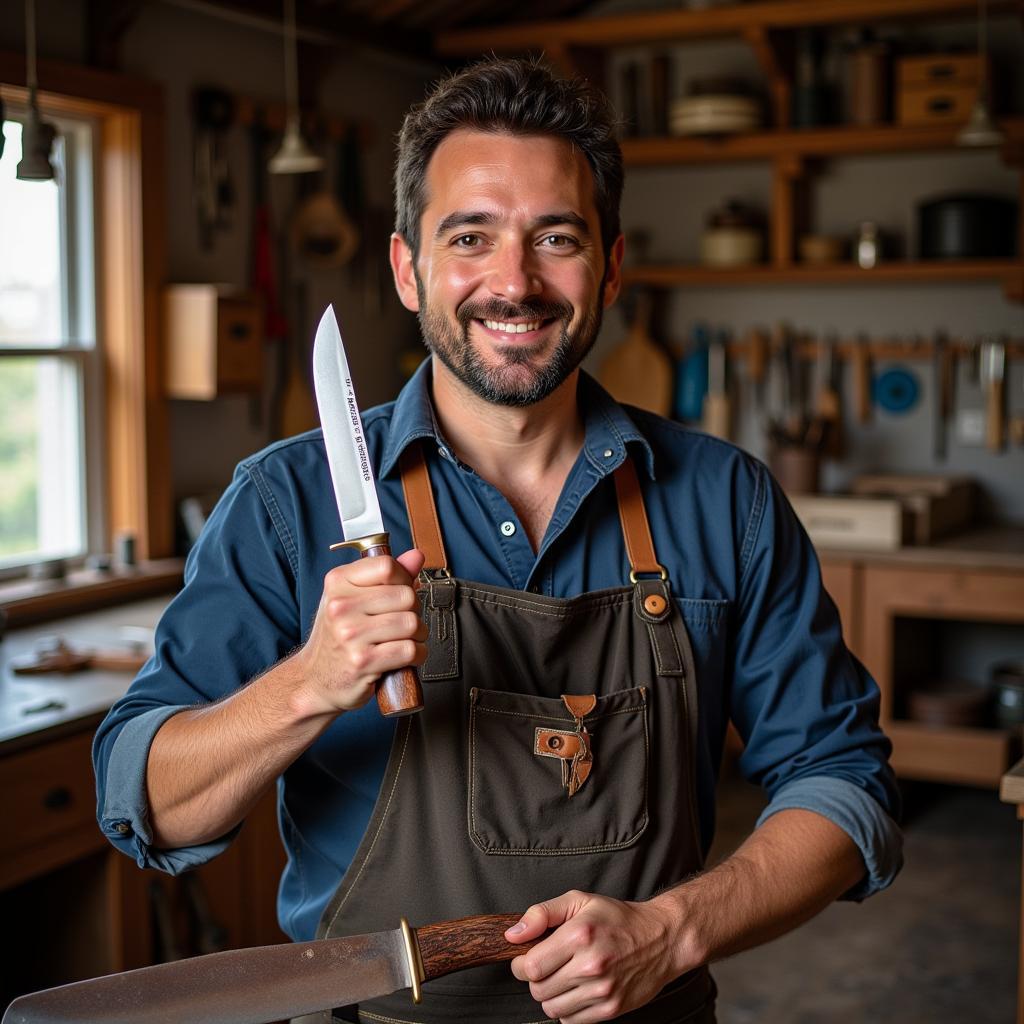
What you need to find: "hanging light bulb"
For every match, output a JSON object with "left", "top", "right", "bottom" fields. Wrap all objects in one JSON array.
[
  {"left": 269, "top": 0, "right": 323, "bottom": 175},
  {"left": 17, "top": 0, "right": 58, "bottom": 181},
  {"left": 957, "top": 0, "right": 1005, "bottom": 148}
]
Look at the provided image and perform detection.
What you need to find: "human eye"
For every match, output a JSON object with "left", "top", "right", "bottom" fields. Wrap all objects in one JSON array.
[
  {"left": 451, "top": 233, "right": 483, "bottom": 249},
  {"left": 539, "top": 233, "right": 580, "bottom": 251}
]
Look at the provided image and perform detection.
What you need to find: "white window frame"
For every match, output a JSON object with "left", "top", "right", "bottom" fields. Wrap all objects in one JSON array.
[{"left": 0, "top": 106, "right": 105, "bottom": 578}]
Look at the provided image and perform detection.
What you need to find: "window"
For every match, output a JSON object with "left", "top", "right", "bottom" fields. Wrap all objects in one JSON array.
[{"left": 0, "top": 111, "right": 102, "bottom": 575}]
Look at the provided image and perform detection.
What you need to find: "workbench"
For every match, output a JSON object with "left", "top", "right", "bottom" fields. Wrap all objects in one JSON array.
[
  {"left": 1001, "top": 759, "right": 1024, "bottom": 1024},
  {"left": 0, "top": 597, "right": 286, "bottom": 1009},
  {"left": 819, "top": 526, "right": 1024, "bottom": 788}
]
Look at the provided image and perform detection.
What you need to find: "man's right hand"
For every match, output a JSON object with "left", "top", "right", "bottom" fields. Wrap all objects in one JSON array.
[{"left": 292, "top": 548, "right": 428, "bottom": 718}]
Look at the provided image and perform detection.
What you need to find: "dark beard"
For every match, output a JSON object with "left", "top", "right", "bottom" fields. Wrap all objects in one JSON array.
[{"left": 415, "top": 275, "right": 605, "bottom": 408}]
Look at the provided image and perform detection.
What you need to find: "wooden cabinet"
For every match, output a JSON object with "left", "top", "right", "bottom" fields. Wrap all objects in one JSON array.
[
  {"left": 821, "top": 532, "right": 1024, "bottom": 789},
  {"left": 0, "top": 725, "right": 287, "bottom": 1009},
  {"left": 164, "top": 285, "right": 265, "bottom": 399}
]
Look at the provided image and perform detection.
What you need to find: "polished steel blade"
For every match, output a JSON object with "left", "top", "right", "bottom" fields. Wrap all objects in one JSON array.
[
  {"left": 2, "top": 927, "right": 412, "bottom": 1024},
  {"left": 312, "top": 305, "right": 385, "bottom": 541}
]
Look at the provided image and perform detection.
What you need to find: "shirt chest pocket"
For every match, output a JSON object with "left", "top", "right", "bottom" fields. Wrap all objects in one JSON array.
[
  {"left": 677, "top": 597, "right": 731, "bottom": 687},
  {"left": 468, "top": 686, "right": 649, "bottom": 856}
]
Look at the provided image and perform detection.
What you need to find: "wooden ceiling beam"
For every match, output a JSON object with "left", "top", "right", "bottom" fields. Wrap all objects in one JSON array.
[{"left": 437, "top": 0, "right": 1019, "bottom": 56}]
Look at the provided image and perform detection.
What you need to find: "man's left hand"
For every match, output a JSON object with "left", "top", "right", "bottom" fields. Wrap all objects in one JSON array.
[{"left": 505, "top": 889, "right": 681, "bottom": 1024}]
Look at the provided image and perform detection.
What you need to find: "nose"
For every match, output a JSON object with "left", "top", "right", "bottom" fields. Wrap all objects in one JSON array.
[{"left": 486, "top": 240, "right": 541, "bottom": 303}]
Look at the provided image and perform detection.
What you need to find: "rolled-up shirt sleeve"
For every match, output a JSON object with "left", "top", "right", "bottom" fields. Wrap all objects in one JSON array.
[
  {"left": 731, "top": 465, "right": 903, "bottom": 899},
  {"left": 92, "top": 460, "right": 300, "bottom": 874}
]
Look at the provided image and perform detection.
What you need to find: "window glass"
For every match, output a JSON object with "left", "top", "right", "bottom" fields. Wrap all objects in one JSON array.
[{"left": 0, "top": 116, "right": 93, "bottom": 570}]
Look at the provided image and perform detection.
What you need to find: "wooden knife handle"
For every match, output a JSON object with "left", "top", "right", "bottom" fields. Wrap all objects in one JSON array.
[
  {"left": 416, "top": 914, "right": 540, "bottom": 982},
  {"left": 360, "top": 539, "right": 425, "bottom": 717}
]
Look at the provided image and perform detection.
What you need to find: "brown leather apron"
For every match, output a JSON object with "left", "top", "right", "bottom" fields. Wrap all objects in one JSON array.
[{"left": 317, "top": 443, "right": 715, "bottom": 1024}]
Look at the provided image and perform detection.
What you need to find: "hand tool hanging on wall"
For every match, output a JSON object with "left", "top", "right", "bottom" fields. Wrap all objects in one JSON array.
[
  {"left": 702, "top": 329, "right": 731, "bottom": 439},
  {"left": 852, "top": 331, "right": 873, "bottom": 423},
  {"left": 193, "top": 86, "right": 235, "bottom": 250},
  {"left": 933, "top": 330, "right": 953, "bottom": 460},
  {"left": 598, "top": 289, "right": 673, "bottom": 416},
  {"left": 815, "top": 331, "right": 844, "bottom": 458},
  {"left": 745, "top": 326, "right": 769, "bottom": 416},
  {"left": 982, "top": 336, "right": 1007, "bottom": 451}
]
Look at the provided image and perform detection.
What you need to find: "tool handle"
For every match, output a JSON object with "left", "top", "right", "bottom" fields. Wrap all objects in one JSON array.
[
  {"left": 360, "top": 539, "right": 425, "bottom": 717},
  {"left": 852, "top": 343, "right": 872, "bottom": 423},
  {"left": 416, "top": 914, "right": 541, "bottom": 982},
  {"left": 702, "top": 392, "right": 731, "bottom": 440},
  {"left": 986, "top": 377, "right": 1005, "bottom": 452}
]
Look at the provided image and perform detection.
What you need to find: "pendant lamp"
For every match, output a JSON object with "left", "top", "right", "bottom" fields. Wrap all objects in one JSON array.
[
  {"left": 957, "top": 0, "right": 1004, "bottom": 148},
  {"left": 17, "top": 0, "right": 58, "bottom": 181},
  {"left": 269, "top": 0, "right": 323, "bottom": 174}
]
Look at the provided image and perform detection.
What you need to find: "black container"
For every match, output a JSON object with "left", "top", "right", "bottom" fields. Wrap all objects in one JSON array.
[
  {"left": 992, "top": 661, "right": 1024, "bottom": 729},
  {"left": 918, "top": 193, "right": 1018, "bottom": 259}
]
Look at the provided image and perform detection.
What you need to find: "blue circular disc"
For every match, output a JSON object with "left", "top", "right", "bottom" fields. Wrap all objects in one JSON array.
[{"left": 873, "top": 367, "right": 919, "bottom": 415}]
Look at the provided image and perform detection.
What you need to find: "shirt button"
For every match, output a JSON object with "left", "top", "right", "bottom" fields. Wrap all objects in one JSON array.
[
  {"left": 114, "top": 822, "right": 131, "bottom": 836},
  {"left": 603, "top": 449, "right": 614, "bottom": 458},
  {"left": 500, "top": 521, "right": 516, "bottom": 537}
]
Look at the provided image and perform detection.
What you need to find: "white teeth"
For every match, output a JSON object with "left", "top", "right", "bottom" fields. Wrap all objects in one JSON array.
[{"left": 483, "top": 319, "right": 542, "bottom": 334}]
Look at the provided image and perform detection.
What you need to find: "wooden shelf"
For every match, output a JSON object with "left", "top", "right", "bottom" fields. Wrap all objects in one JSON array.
[
  {"left": 887, "top": 720, "right": 1021, "bottom": 787},
  {"left": 623, "top": 260, "right": 1024, "bottom": 288},
  {"left": 622, "top": 120, "right": 1024, "bottom": 166},
  {"left": 436, "top": 0, "right": 1015, "bottom": 56}
]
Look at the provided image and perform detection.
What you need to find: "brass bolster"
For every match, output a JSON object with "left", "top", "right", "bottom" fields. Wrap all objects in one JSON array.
[
  {"left": 400, "top": 917, "right": 425, "bottom": 1004},
  {"left": 329, "top": 532, "right": 391, "bottom": 554}
]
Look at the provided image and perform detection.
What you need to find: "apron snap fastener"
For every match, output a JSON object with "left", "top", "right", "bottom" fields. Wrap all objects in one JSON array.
[
  {"left": 644, "top": 594, "right": 667, "bottom": 616},
  {"left": 547, "top": 735, "right": 563, "bottom": 749}
]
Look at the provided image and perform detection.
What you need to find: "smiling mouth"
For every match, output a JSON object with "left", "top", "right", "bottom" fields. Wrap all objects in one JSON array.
[{"left": 479, "top": 318, "right": 551, "bottom": 335}]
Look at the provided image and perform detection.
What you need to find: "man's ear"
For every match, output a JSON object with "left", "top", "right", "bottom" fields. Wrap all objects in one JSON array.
[
  {"left": 602, "top": 233, "right": 626, "bottom": 310},
  {"left": 390, "top": 233, "right": 420, "bottom": 312}
]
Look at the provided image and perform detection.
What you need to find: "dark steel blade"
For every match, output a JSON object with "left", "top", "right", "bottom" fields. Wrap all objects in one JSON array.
[{"left": 2, "top": 927, "right": 412, "bottom": 1024}]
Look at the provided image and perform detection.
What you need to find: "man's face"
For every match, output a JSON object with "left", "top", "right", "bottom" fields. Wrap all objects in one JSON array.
[{"left": 391, "top": 130, "right": 623, "bottom": 407}]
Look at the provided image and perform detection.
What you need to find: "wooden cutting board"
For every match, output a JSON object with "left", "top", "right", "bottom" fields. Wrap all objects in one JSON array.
[{"left": 598, "top": 292, "right": 672, "bottom": 416}]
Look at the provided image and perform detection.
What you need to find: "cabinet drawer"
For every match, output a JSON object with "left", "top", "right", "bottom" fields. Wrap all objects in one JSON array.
[
  {"left": 0, "top": 731, "right": 98, "bottom": 862},
  {"left": 217, "top": 300, "right": 263, "bottom": 390},
  {"left": 898, "top": 84, "right": 977, "bottom": 125}
]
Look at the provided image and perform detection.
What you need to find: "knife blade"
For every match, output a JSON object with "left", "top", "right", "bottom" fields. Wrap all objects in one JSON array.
[
  {"left": 312, "top": 305, "right": 424, "bottom": 717},
  {"left": 2, "top": 914, "right": 536, "bottom": 1024}
]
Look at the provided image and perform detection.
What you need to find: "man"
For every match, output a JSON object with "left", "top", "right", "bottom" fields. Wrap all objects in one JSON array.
[{"left": 94, "top": 58, "right": 901, "bottom": 1024}]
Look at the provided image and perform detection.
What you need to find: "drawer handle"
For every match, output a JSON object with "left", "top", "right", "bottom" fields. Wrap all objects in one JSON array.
[
  {"left": 228, "top": 321, "right": 252, "bottom": 341},
  {"left": 43, "top": 786, "right": 73, "bottom": 811},
  {"left": 927, "top": 65, "right": 956, "bottom": 80},
  {"left": 927, "top": 97, "right": 955, "bottom": 113}
]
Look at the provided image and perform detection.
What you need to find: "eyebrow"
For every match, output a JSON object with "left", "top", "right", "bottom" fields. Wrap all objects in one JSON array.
[{"left": 434, "top": 210, "right": 591, "bottom": 238}]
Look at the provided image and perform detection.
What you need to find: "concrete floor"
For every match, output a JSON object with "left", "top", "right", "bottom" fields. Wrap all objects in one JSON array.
[{"left": 707, "top": 778, "right": 1021, "bottom": 1024}]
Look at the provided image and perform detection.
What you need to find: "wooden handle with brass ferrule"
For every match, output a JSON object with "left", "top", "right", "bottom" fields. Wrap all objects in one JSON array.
[{"left": 331, "top": 532, "right": 425, "bottom": 717}]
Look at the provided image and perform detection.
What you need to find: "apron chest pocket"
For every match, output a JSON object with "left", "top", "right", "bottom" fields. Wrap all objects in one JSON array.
[{"left": 468, "top": 686, "right": 649, "bottom": 855}]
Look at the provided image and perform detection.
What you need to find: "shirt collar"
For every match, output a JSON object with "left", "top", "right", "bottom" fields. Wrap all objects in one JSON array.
[{"left": 379, "top": 356, "right": 655, "bottom": 480}]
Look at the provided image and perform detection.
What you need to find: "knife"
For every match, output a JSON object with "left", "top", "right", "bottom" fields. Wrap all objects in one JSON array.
[
  {"left": 1, "top": 914, "right": 537, "bottom": 1024},
  {"left": 312, "top": 305, "right": 424, "bottom": 717}
]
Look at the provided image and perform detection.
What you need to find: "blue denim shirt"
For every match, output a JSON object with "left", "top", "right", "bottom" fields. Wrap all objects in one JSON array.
[{"left": 93, "top": 360, "right": 902, "bottom": 941}]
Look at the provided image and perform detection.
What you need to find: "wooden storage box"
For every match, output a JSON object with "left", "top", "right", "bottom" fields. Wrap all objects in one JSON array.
[
  {"left": 789, "top": 495, "right": 907, "bottom": 551},
  {"left": 165, "top": 285, "right": 264, "bottom": 400},
  {"left": 896, "top": 54, "right": 986, "bottom": 126},
  {"left": 850, "top": 475, "right": 975, "bottom": 545}
]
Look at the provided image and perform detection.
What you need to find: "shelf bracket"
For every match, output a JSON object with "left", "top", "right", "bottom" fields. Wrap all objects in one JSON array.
[{"left": 742, "top": 25, "right": 793, "bottom": 129}]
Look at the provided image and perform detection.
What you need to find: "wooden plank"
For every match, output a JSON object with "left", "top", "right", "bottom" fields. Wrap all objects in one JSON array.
[
  {"left": 1003, "top": 758, "right": 1024, "bottom": 806},
  {"left": 887, "top": 721, "right": 1018, "bottom": 788},
  {"left": 624, "top": 259, "right": 1024, "bottom": 288},
  {"left": 619, "top": 119, "right": 1024, "bottom": 166},
  {"left": 436, "top": 0, "right": 1016, "bottom": 55}
]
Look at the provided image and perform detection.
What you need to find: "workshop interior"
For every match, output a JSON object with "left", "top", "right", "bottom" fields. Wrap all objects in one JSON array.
[{"left": 1, "top": 0, "right": 1023, "bottom": 1022}]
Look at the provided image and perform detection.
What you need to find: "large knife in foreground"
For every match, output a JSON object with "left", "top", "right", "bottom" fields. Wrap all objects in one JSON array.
[
  {"left": 313, "top": 305, "right": 424, "bottom": 716},
  {"left": 2, "top": 914, "right": 536, "bottom": 1024}
]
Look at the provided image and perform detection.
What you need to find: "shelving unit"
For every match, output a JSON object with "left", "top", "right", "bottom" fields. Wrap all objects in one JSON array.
[{"left": 436, "top": 0, "right": 1024, "bottom": 301}]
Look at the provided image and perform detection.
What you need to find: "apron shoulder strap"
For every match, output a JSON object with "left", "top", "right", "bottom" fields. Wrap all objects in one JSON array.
[
  {"left": 612, "top": 456, "right": 665, "bottom": 580},
  {"left": 399, "top": 442, "right": 449, "bottom": 573}
]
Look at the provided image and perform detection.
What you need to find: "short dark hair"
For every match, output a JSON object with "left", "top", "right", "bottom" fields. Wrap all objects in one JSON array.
[{"left": 394, "top": 56, "right": 623, "bottom": 259}]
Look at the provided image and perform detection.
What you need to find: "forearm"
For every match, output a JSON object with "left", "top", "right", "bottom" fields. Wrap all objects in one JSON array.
[
  {"left": 146, "top": 652, "right": 334, "bottom": 848},
  {"left": 652, "top": 808, "right": 865, "bottom": 972}
]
